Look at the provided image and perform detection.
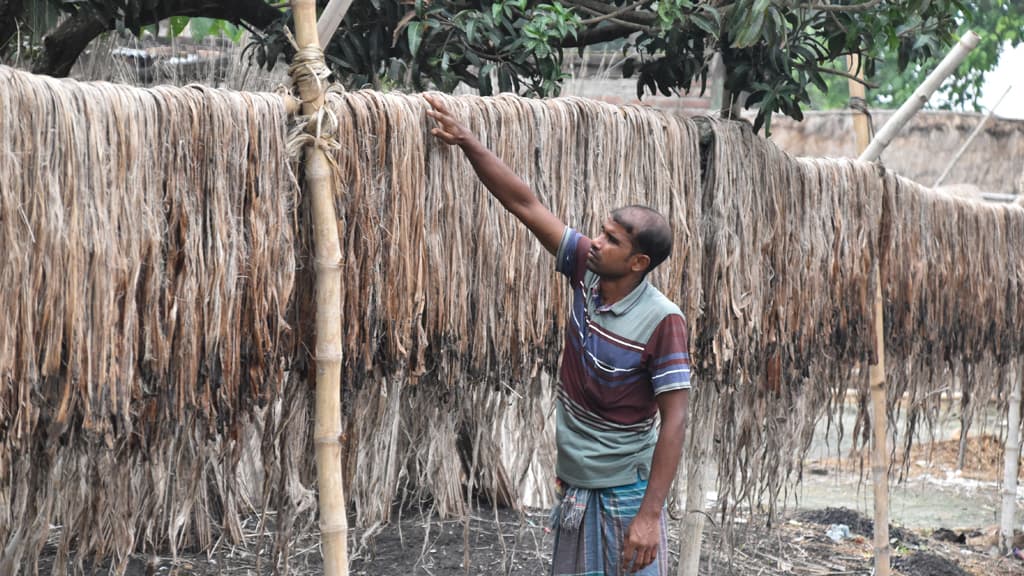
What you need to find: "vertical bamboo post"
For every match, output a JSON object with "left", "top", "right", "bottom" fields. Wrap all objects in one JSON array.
[
  {"left": 290, "top": 1, "right": 348, "bottom": 574},
  {"left": 847, "top": 53, "right": 890, "bottom": 576},
  {"left": 1000, "top": 363, "right": 1022, "bottom": 553},
  {"left": 850, "top": 34, "right": 981, "bottom": 573},
  {"left": 676, "top": 404, "right": 716, "bottom": 576}
]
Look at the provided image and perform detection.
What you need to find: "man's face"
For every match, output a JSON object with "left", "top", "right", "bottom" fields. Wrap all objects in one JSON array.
[{"left": 587, "top": 217, "right": 647, "bottom": 279}]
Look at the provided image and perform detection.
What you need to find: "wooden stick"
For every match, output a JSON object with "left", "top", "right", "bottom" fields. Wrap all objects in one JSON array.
[
  {"left": 290, "top": 1, "right": 348, "bottom": 575},
  {"left": 317, "top": 0, "right": 356, "bottom": 49},
  {"left": 281, "top": 94, "right": 302, "bottom": 116},
  {"left": 933, "top": 85, "right": 1012, "bottom": 188},
  {"left": 676, "top": 405, "right": 717, "bottom": 576},
  {"left": 847, "top": 52, "right": 890, "bottom": 576},
  {"left": 1000, "top": 362, "right": 1022, "bottom": 553},
  {"left": 858, "top": 31, "right": 980, "bottom": 163}
]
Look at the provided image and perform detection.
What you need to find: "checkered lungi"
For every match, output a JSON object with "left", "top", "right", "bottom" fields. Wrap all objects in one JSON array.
[{"left": 550, "top": 477, "right": 668, "bottom": 576}]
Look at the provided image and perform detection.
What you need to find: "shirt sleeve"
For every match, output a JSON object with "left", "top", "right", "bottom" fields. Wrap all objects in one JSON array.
[
  {"left": 643, "top": 314, "right": 692, "bottom": 395},
  {"left": 555, "top": 227, "right": 591, "bottom": 284}
]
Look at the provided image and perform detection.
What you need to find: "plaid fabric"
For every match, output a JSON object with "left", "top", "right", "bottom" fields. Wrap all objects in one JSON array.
[{"left": 551, "top": 478, "right": 668, "bottom": 576}]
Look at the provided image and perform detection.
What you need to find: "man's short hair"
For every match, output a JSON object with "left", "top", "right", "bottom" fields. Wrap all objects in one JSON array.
[{"left": 610, "top": 205, "right": 673, "bottom": 274}]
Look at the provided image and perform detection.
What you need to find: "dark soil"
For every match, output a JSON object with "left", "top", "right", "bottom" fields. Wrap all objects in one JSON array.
[
  {"left": 33, "top": 505, "right": 1024, "bottom": 575},
  {"left": 797, "top": 506, "right": 920, "bottom": 545},
  {"left": 894, "top": 552, "right": 973, "bottom": 576}
]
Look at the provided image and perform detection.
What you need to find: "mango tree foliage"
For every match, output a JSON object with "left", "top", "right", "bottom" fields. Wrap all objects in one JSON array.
[
  {"left": 811, "top": 1, "right": 1024, "bottom": 112},
  {"left": 3, "top": 0, "right": 975, "bottom": 133},
  {"left": 307, "top": 0, "right": 969, "bottom": 133}
]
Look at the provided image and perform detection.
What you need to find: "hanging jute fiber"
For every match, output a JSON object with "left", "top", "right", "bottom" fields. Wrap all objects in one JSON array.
[
  {"left": 2, "top": 62, "right": 1024, "bottom": 573},
  {"left": 700, "top": 119, "right": 1024, "bottom": 521},
  {"left": 315, "top": 91, "right": 703, "bottom": 525},
  {"left": 0, "top": 65, "right": 297, "bottom": 573}
]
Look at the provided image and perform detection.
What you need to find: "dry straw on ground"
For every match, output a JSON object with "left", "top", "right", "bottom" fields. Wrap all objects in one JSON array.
[{"left": 1, "top": 64, "right": 1023, "bottom": 573}]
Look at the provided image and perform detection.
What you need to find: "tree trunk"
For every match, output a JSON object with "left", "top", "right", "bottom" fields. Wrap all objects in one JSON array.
[{"left": 33, "top": 0, "right": 286, "bottom": 77}]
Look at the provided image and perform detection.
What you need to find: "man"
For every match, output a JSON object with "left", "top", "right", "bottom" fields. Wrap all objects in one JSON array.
[{"left": 425, "top": 94, "right": 690, "bottom": 576}]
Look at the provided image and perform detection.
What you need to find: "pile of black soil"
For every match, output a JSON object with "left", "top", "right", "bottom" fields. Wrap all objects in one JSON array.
[
  {"left": 797, "top": 506, "right": 919, "bottom": 544},
  {"left": 894, "top": 552, "right": 973, "bottom": 576}
]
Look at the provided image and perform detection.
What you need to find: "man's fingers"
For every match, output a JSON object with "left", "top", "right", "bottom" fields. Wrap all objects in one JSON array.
[
  {"left": 423, "top": 93, "right": 449, "bottom": 115},
  {"left": 620, "top": 542, "right": 637, "bottom": 573},
  {"left": 641, "top": 548, "right": 656, "bottom": 568}
]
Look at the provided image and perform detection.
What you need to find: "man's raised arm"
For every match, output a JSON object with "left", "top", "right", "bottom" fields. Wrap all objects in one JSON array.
[{"left": 425, "top": 94, "right": 565, "bottom": 255}]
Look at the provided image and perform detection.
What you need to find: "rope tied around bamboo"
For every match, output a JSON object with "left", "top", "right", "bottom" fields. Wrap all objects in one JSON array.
[{"left": 286, "top": 37, "right": 342, "bottom": 157}]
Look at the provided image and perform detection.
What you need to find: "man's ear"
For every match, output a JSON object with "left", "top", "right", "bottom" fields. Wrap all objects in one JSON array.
[{"left": 630, "top": 253, "right": 650, "bottom": 273}]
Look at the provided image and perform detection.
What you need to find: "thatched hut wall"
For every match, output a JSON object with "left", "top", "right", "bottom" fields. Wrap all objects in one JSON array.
[{"left": 2, "top": 63, "right": 1024, "bottom": 572}]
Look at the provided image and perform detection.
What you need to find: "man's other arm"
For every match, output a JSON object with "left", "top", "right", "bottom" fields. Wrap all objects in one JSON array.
[
  {"left": 621, "top": 388, "right": 689, "bottom": 573},
  {"left": 425, "top": 94, "right": 564, "bottom": 255}
]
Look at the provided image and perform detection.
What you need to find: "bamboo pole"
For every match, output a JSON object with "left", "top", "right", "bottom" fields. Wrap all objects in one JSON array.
[
  {"left": 933, "top": 85, "right": 1012, "bottom": 188},
  {"left": 281, "top": 94, "right": 302, "bottom": 116},
  {"left": 290, "top": 1, "right": 348, "bottom": 574},
  {"left": 1000, "top": 363, "right": 1022, "bottom": 554},
  {"left": 851, "top": 35, "right": 982, "bottom": 570},
  {"left": 858, "top": 31, "right": 980, "bottom": 163},
  {"left": 847, "top": 52, "right": 890, "bottom": 576},
  {"left": 676, "top": 405, "right": 717, "bottom": 576},
  {"left": 317, "top": 0, "right": 356, "bottom": 49}
]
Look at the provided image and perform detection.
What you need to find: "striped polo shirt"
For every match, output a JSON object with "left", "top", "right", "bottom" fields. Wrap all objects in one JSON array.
[{"left": 554, "top": 227, "right": 691, "bottom": 488}]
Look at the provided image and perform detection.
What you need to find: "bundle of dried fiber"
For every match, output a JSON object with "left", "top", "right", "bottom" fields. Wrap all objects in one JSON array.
[
  {"left": 321, "top": 91, "right": 703, "bottom": 525},
  {"left": 0, "top": 66, "right": 296, "bottom": 572},
  {"left": 701, "top": 119, "right": 884, "bottom": 521},
  {"left": 883, "top": 177, "right": 1024, "bottom": 366},
  {"left": 880, "top": 175, "right": 1024, "bottom": 473}
]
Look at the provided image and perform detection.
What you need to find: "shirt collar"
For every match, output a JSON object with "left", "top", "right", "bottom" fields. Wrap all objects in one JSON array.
[{"left": 593, "top": 279, "right": 649, "bottom": 316}]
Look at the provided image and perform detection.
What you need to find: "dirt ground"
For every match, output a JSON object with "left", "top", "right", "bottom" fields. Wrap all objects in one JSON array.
[{"left": 59, "top": 501, "right": 1023, "bottom": 576}]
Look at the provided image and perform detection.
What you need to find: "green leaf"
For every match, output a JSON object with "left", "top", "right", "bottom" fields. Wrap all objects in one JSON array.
[
  {"left": 189, "top": 18, "right": 219, "bottom": 41},
  {"left": 492, "top": 2, "right": 503, "bottom": 21},
  {"left": 408, "top": 21, "right": 423, "bottom": 55},
  {"left": 732, "top": 4, "right": 767, "bottom": 49},
  {"left": 223, "top": 22, "right": 244, "bottom": 43},
  {"left": 623, "top": 57, "right": 636, "bottom": 78},
  {"left": 691, "top": 12, "right": 718, "bottom": 37},
  {"left": 169, "top": 16, "right": 189, "bottom": 38}
]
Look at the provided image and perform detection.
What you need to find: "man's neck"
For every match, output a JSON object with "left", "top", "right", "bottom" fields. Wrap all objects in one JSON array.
[{"left": 597, "top": 275, "right": 644, "bottom": 307}]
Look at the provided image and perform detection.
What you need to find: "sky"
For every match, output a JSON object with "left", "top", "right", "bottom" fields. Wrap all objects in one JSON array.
[{"left": 978, "top": 42, "right": 1023, "bottom": 119}]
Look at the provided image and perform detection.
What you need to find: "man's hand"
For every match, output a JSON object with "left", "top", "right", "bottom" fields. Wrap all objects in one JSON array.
[
  {"left": 421, "top": 91, "right": 565, "bottom": 255},
  {"left": 424, "top": 94, "right": 471, "bottom": 146},
  {"left": 620, "top": 510, "right": 660, "bottom": 574}
]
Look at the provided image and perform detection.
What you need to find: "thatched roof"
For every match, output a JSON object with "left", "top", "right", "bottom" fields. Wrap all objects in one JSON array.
[
  {"left": 768, "top": 110, "right": 1024, "bottom": 195},
  {"left": 2, "top": 64, "right": 1023, "bottom": 572}
]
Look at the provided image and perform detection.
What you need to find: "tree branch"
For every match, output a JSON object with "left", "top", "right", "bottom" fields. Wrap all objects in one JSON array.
[
  {"left": 555, "top": 21, "right": 640, "bottom": 48},
  {"left": 806, "top": 0, "right": 886, "bottom": 13},
  {"left": 574, "top": 6, "right": 648, "bottom": 31},
  {"left": 0, "top": 0, "right": 24, "bottom": 53},
  {"left": 815, "top": 64, "right": 879, "bottom": 88},
  {"left": 577, "top": 0, "right": 654, "bottom": 26},
  {"left": 33, "top": 0, "right": 286, "bottom": 77},
  {"left": 565, "top": 0, "right": 657, "bottom": 26},
  {"left": 34, "top": 11, "right": 108, "bottom": 77}
]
